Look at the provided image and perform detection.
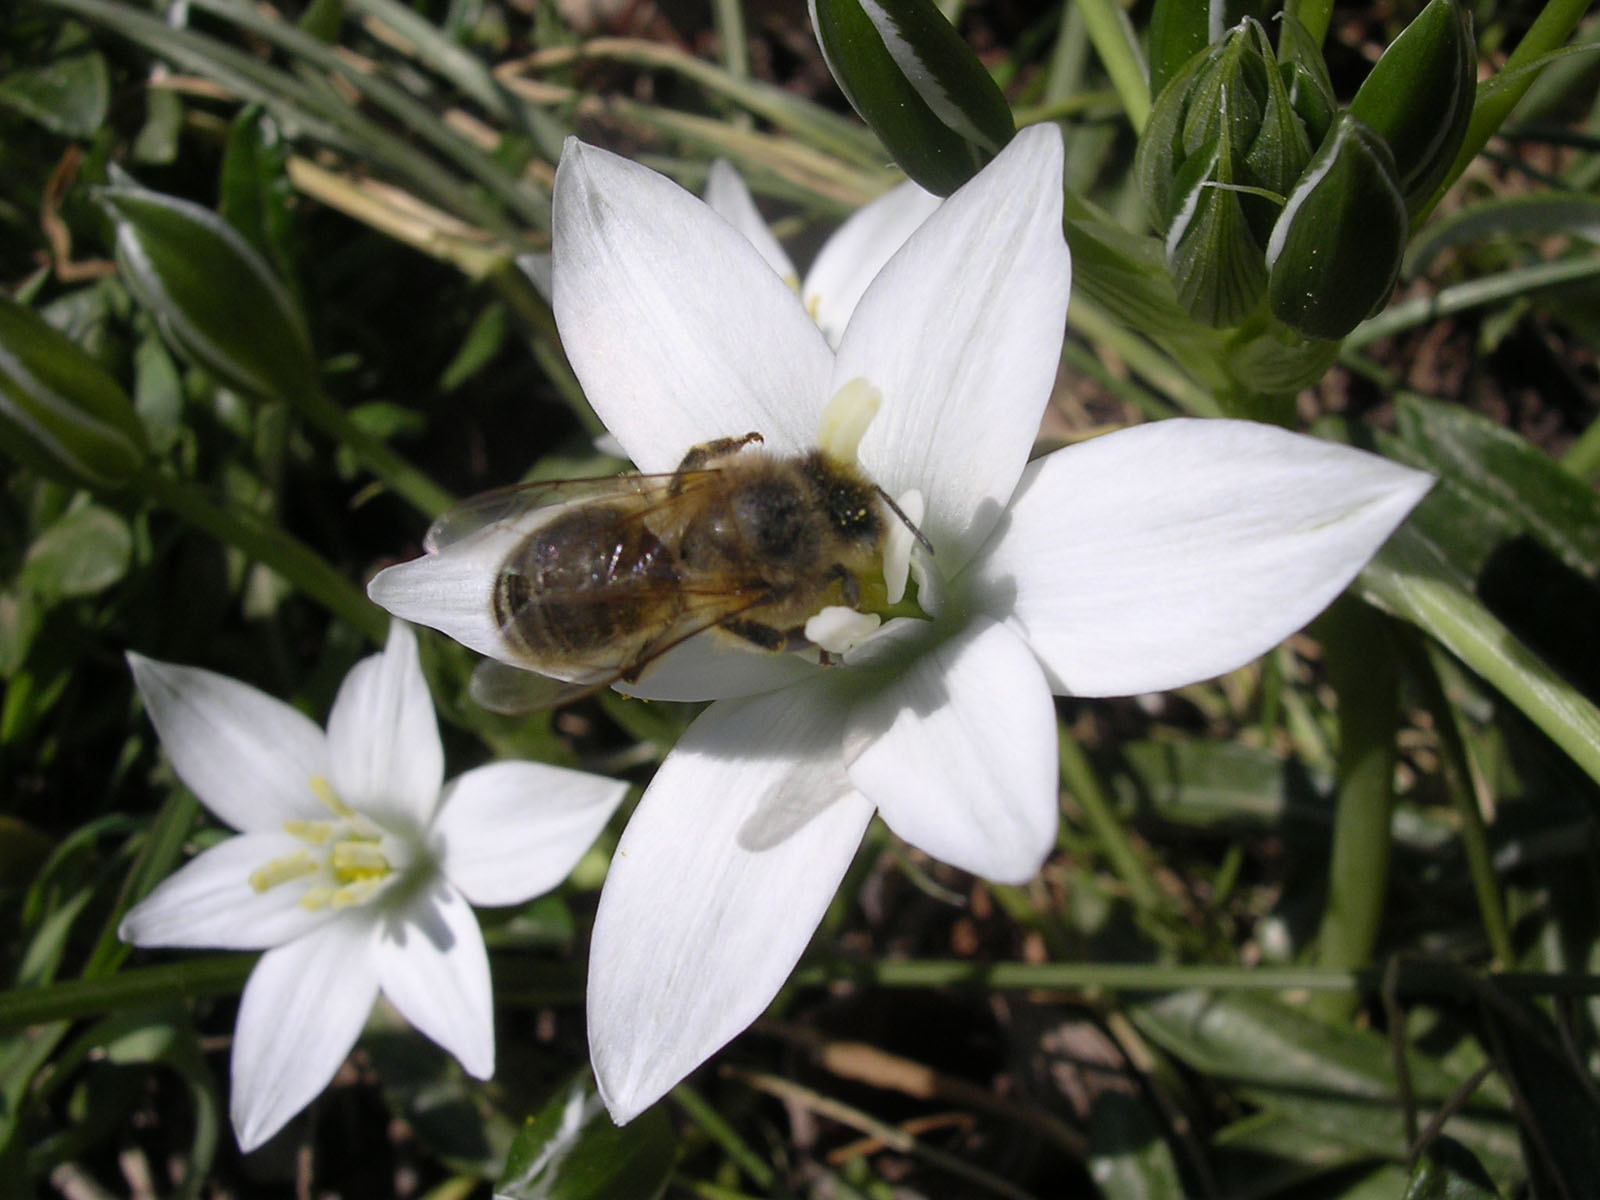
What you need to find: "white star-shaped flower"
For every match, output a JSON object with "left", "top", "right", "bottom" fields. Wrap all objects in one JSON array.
[
  {"left": 369, "top": 124, "right": 1431, "bottom": 1123},
  {"left": 119, "top": 621, "right": 627, "bottom": 1150}
]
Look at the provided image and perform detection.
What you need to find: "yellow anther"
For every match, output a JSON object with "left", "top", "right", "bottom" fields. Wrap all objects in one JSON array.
[
  {"left": 331, "top": 878, "right": 385, "bottom": 909},
  {"left": 300, "top": 886, "right": 335, "bottom": 911},
  {"left": 330, "top": 841, "right": 390, "bottom": 879},
  {"left": 248, "top": 851, "right": 317, "bottom": 894},
  {"left": 283, "top": 819, "right": 332, "bottom": 845},
  {"left": 309, "top": 775, "right": 352, "bottom": 817},
  {"left": 784, "top": 273, "right": 802, "bottom": 296}
]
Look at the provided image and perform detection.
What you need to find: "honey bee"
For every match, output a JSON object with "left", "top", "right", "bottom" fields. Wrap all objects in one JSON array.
[{"left": 427, "top": 432, "right": 929, "bottom": 710}]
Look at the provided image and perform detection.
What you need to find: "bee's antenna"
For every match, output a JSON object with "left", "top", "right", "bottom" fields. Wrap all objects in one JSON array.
[{"left": 875, "top": 486, "right": 934, "bottom": 554}]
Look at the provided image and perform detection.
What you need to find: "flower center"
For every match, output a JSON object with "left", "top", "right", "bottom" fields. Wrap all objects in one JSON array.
[
  {"left": 248, "top": 776, "right": 408, "bottom": 912},
  {"left": 812, "top": 379, "right": 932, "bottom": 637}
]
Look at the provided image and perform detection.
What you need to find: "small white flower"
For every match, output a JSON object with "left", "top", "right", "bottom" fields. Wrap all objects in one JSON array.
[
  {"left": 371, "top": 125, "right": 1432, "bottom": 1124},
  {"left": 119, "top": 622, "right": 627, "bottom": 1151}
]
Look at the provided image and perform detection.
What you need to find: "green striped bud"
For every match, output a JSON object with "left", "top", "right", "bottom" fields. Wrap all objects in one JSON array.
[
  {"left": 1349, "top": 0, "right": 1475, "bottom": 214},
  {"left": 809, "top": 0, "right": 1014, "bottom": 196},
  {"left": 1266, "top": 113, "right": 1408, "bottom": 339},
  {"left": 1136, "top": 18, "right": 1315, "bottom": 327}
]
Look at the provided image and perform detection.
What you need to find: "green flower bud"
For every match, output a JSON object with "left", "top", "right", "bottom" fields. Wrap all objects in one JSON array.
[
  {"left": 1276, "top": 13, "right": 1337, "bottom": 149},
  {"left": 1266, "top": 113, "right": 1408, "bottom": 339},
  {"left": 1349, "top": 0, "right": 1475, "bottom": 213},
  {"left": 0, "top": 295, "right": 147, "bottom": 490},
  {"left": 97, "top": 175, "right": 319, "bottom": 406},
  {"left": 809, "top": 0, "right": 1014, "bottom": 196},
  {"left": 1136, "top": 18, "right": 1315, "bottom": 327}
]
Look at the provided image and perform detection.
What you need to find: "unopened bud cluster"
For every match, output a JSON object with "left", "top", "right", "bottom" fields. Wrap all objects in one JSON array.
[{"left": 1136, "top": 0, "right": 1474, "bottom": 340}]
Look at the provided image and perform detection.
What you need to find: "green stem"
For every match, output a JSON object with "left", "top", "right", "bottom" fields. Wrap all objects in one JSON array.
[
  {"left": 1043, "top": 1, "right": 1089, "bottom": 105},
  {"left": 671, "top": 1085, "right": 777, "bottom": 1191},
  {"left": 1057, "top": 727, "right": 1165, "bottom": 912},
  {"left": 1414, "top": 639, "right": 1514, "bottom": 968},
  {"left": 1067, "top": 296, "right": 1223, "bottom": 417},
  {"left": 1311, "top": 598, "right": 1400, "bottom": 1023},
  {"left": 293, "top": 385, "right": 454, "bottom": 519},
  {"left": 185, "top": 0, "right": 550, "bottom": 230},
  {"left": 0, "top": 955, "right": 254, "bottom": 1032},
  {"left": 793, "top": 958, "right": 1600, "bottom": 997},
  {"left": 1423, "top": 0, "right": 1595, "bottom": 217},
  {"left": 1074, "top": 0, "right": 1151, "bottom": 132},
  {"left": 35, "top": 0, "right": 513, "bottom": 233},
  {"left": 137, "top": 468, "right": 389, "bottom": 642},
  {"left": 711, "top": 0, "right": 749, "bottom": 82}
]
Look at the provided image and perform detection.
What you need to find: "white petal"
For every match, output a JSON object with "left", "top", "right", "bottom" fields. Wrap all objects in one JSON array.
[
  {"left": 615, "top": 632, "right": 819, "bottom": 702},
  {"left": 845, "top": 616, "right": 1057, "bottom": 883},
  {"left": 969, "top": 419, "right": 1434, "bottom": 696},
  {"left": 840, "top": 124, "right": 1071, "bottom": 572},
  {"left": 703, "top": 159, "right": 798, "bottom": 286},
  {"left": 518, "top": 251, "right": 553, "bottom": 302},
  {"left": 552, "top": 139, "right": 833, "bottom": 470},
  {"left": 803, "top": 179, "right": 942, "bottom": 349},
  {"left": 326, "top": 622, "right": 443, "bottom": 833},
  {"left": 367, "top": 521, "right": 526, "bottom": 667},
  {"left": 127, "top": 652, "right": 328, "bottom": 832},
  {"left": 434, "top": 761, "right": 626, "bottom": 906},
  {"left": 119, "top": 832, "right": 337, "bottom": 950},
  {"left": 588, "top": 682, "right": 875, "bottom": 1124},
  {"left": 230, "top": 920, "right": 378, "bottom": 1151},
  {"left": 375, "top": 882, "right": 494, "bottom": 1079}
]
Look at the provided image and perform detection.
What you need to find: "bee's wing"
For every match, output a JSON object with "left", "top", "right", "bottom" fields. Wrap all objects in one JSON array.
[
  {"left": 424, "top": 470, "right": 723, "bottom": 553},
  {"left": 469, "top": 659, "right": 607, "bottom": 713},
  {"left": 470, "top": 587, "right": 777, "bottom": 712}
]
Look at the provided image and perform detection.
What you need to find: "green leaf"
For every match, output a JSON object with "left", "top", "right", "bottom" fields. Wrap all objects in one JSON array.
[
  {"left": 97, "top": 177, "right": 319, "bottom": 407},
  {"left": 1403, "top": 1136, "right": 1504, "bottom": 1199},
  {"left": 0, "top": 47, "right": 109, "bottom": 137},
  {"left": 1114, "top": 739, "right": 1330, "bottom": 832},
  {"left": 498, "top": 1072, "right": 675, "bottom": 1200},
  {"left": 810, "top": 0, "right": 1014, "bottom": 195},
  {"left": 1145, "top": 0, "right": 1269, "bottom": 98},
  {"left": 1390, "top": 393, "right": 1600, "bottom": 578},
  {"left": 1358, "top": 515, "right": 1600, "bottom": 789},
  {"left": 439, "top": 302, "right": 509, "bottom": 393},
  {"left": 131, "top": 86, "right": 183, "bottom": 165},
  {"left": 1349, "top": 0, "right": 1475, "bottom": 214},
  {"left": 0, "top": 295, "right": 148, "bottom": 490},
  {"left": 19, "top": 504, "right": 134, "bottom": 602},
  {"left": 219, "top": 108, "right": 303, "bottom": 300},
  {"left": 1404, "top": 193, "right": 1600, "bottom": 275},
  {"left": 1266, "top": 113, "right": 1408, "bottom": 339},
  {"left": 1477, "top": 995, "right": 1600, "bottom": 1196},
  {"left": 1132, "top": 992, "right": 1522, "bottom": 1180},
  {"left": 1088, "top": 1091, "right": 1185, "bottom": 1200}
]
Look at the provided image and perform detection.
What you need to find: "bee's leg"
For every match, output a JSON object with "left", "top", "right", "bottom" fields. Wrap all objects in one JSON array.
[
  {"left": 833, "top": 564, "right": 860, "bottom": 607},
  {"left": 721, "top": 618, "right": 810, "bottom": 652},
  {"left": 671, "top": 432, "right": 764, "bottom": 489}
]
